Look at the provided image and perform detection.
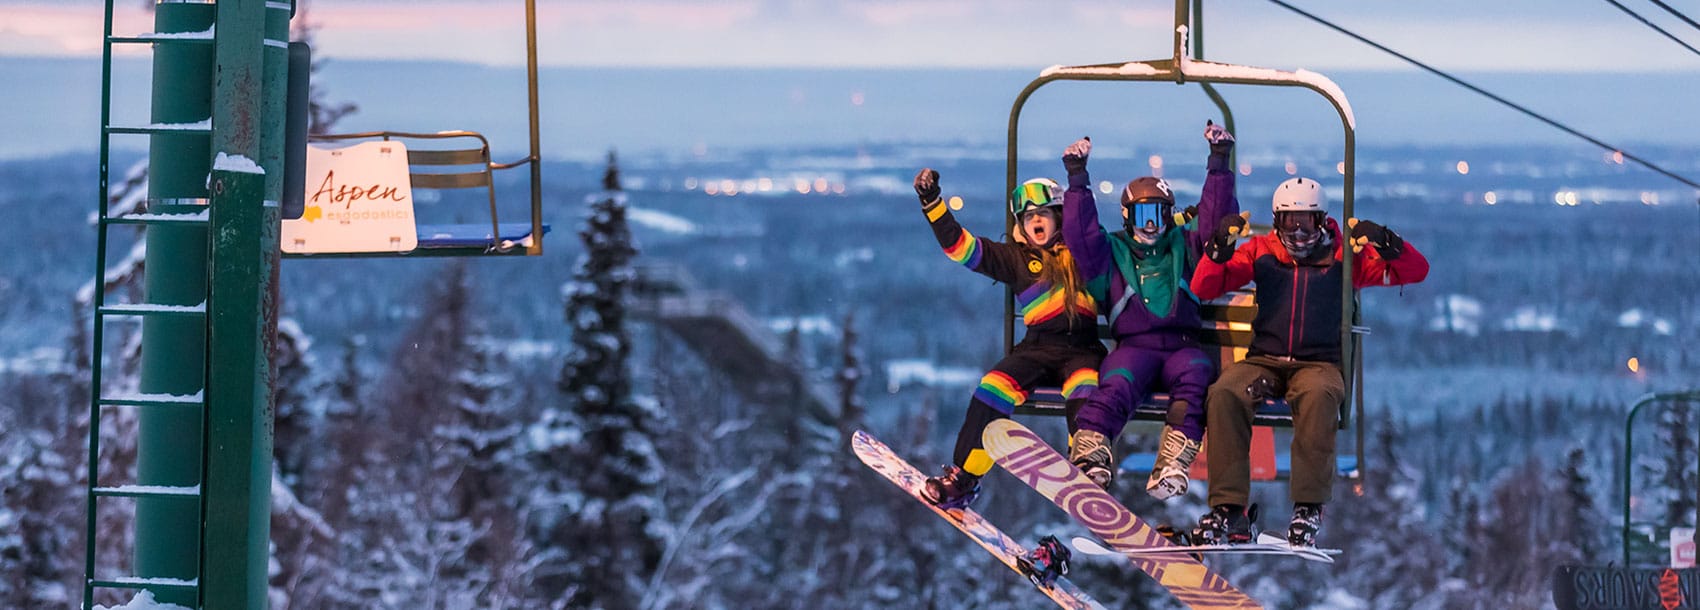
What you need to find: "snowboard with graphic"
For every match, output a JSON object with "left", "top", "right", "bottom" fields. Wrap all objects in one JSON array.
[
  {"left": 850, "top": 430, "right": 1106, "bottom": 610},
  {"left": 981, "top": 419, "right": 1262, "bottom": 609}
]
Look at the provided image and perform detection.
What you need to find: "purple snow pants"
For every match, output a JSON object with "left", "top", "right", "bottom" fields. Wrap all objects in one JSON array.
[{"left": 1074, "top": 336, "right": 1214, "bottom": 442}]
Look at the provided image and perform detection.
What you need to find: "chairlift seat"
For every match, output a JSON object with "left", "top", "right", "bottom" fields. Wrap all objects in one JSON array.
[{"left": 283, "top": 130, "right": 544, "bottom": 258}]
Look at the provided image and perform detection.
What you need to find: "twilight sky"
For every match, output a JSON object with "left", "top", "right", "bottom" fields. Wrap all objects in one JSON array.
[{"left": 4, "top": 0, "right": 1700, "bottom": 71}]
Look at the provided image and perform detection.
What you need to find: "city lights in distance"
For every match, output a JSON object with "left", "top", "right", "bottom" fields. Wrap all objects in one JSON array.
[
  {"left": 949, "top": 196, "right": 963, "bottom": 210},
  {"left": 1456, "top": 161, "right": 1469, "bottom": 175},
  {"left": 1283, "top": 161, "right": 1297, "bottom": 175},
  {"left": 1483, "top": 191, "right": 1497, "bottom": 205}
]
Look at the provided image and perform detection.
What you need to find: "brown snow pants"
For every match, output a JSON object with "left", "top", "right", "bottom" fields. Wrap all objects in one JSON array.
[{"left": 1204, "top": 355, "right": 1344, "bottom": 508}]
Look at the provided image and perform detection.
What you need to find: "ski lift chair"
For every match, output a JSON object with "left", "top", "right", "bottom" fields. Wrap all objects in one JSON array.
[
  {"left": 280, "top": 0, "right": 545, "bottom": 258},
  {"left": 1005, "top": 1, "right": 1367, "bottom": 484}
]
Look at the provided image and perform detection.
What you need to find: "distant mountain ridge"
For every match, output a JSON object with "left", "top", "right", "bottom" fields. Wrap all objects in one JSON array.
[{"left": 5, "top": 56, "right": 1698, "bottom": 160}]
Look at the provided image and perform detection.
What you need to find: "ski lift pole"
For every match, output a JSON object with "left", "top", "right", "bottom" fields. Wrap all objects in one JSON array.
[
  {"left": 1189, "top": 0, "right": 1238, "bottom": 171},
  {"left": 1621, "top": 389, "right": 1700, "bottom": 565}
]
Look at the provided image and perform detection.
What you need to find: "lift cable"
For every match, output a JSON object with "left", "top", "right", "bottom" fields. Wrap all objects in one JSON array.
[
  {"left": 1643, "top": 0, "right": 1700, "bottom": 37},
  {"left": 1264, "top": 0, "right": 1700, "bottom": 194},
  {"left": 1601, "top": 0, "right": 1700, "bottom": 59}
]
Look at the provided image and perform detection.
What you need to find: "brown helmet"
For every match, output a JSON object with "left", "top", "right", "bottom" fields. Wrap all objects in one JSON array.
[{"left": 1120, "top": 176, "right": 1174, "bottom": 207}]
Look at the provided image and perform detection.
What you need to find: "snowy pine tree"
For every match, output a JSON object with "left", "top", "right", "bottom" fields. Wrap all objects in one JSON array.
[
  {"left": 528, "top": 151, "right": 666, "bottom": 608},
  {"left": 1331, "top": 417, "right": 1443, "bottom": 608},
  {"left": 272, "top": 317, "right": 315, "bottom": 490},
  {"left": 1653, "top": 399, "right": 1697, "bottom": 529},
  {"left": 835, "top": 310, "right": 866, "bottom": 449},
  {"left": 1554, "top": 446, "right": 1604, "bottom": 565}
]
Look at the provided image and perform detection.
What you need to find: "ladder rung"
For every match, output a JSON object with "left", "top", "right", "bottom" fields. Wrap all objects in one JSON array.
[
  {"left": 107, "top": 120, "right": 212, "bottom": 136},
  {"left": 98, "top": 391, "right": 204, "bottom": 408},
  {"left": 104, "top": 211, "right": 210, "bottom": 226},
  {"left": 107, "top": 34, "right": 216, "bottom": 45},
  {"left": 97, "top": 303, "right": 207, "bottom": 318},
  {"left": 92, "top": 484, "right": 201, "bottom": 499},
  {"left": 89, "top": 576, "right": 199, "bottom": 590}
]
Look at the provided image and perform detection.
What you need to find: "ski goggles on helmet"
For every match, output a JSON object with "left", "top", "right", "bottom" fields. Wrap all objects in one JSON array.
[
  {"left": 1124, "top": 198, "right": 1171, "bottom": 230},
  {"left": 1010, "top": 180, "right": 1061, "bottom": 217}
]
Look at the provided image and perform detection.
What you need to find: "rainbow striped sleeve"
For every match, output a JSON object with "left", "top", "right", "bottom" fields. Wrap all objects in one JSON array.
[{"left": 943, "top": 228, "right": 983, "bottom": 270}]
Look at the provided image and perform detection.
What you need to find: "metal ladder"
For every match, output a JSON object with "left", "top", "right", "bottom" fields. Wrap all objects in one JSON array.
[{"left": 84, "top": 1, "right": 218, "bottom": 607}]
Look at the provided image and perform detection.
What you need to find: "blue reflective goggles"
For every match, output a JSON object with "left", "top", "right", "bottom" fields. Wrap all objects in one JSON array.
[{"left": 1125, "top": 199, "right": 1170, "bottom": 229}]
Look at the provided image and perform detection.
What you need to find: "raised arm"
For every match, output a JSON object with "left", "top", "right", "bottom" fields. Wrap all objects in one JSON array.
[
  {"left": 1189, "top": 214, "right": 1256, "bottom": 300},
  {"left": 1059, "top": 138, "right": 1113, "bottom": 287},
  {"left": 1347, "top": 218, "right": 1431, "bottom": 288},
  {"left": 916, "top": 168, "right": 1028, "bottom": 284},
  {"left": 1188, "top": 121, "right": 1241, "bottom": 263}
]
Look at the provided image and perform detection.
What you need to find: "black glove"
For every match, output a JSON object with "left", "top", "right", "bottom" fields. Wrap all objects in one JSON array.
[
  {"left": 1062, "top": 137, "right": 1091, "bottom": 176},
  {"left": 914, "top": 168, "right": 941, "bottom": 205},
  {"left": 1348, "top": 218, "right": 1404, "bottom": 260},
  {"left": 1204, "top": 211, "right": 1250, "bottom": 264},
  {"left": 1174, "top": 205, "right": 1199, "bottom": 226},
  {"left": 1204, "top": 120, "right": 1235, "bottom": 156}
]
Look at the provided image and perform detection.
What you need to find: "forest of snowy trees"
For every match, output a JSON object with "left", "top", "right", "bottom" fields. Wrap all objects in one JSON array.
[
  {"left": 0, "top": 7, "right": 1694, "bottom": 602},
  {"left": 1, "top": 145, "right": 1695, "bottom": 607}
]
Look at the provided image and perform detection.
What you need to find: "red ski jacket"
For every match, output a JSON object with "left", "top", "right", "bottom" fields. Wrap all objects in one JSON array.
[{"left": 1190, "top": 218, "right": 1429, "bottom": 363}]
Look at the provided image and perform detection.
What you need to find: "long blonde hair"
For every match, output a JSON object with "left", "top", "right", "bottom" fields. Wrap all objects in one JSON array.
[
  {"left": 1016, "top": 208, "right": 1087, "bottom": 327},
  {"left": 1035, "top": 243, "right": 1087, "bottom": 328}
]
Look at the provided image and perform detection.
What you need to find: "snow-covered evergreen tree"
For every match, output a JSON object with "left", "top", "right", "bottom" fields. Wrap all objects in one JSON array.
[
  {"left": 272, "top": 318, "right": 315, "bottom": 490},
  {"left": 432, "top": 333, "right": 531, "bottom": 606},
  {"left": 529, "top": 150, "right": 666, "bottom": 608},
  {"left": 1652, "top": 399, "right": 1697, "bottom": 529},
  {"left": 1553, "top": 446, "right": 1603, "bottom": 565},
  {"left": 1331, "top": 417, "right": 1443, "bottom": 608}
]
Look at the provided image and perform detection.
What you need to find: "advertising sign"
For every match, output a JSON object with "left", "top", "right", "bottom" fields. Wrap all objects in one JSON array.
[{"left": 282, "top": 140, "right": 417, "bottom": 254}]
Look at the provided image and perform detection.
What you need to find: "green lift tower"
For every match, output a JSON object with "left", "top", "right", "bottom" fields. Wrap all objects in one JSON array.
[{"left": 85, "top": 0, "right": 288, "bottom": 608}]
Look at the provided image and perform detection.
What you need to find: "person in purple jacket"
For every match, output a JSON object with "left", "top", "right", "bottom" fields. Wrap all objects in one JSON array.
[{"left": 1060, "top": 122, "right": 1241, "bottom": 500}]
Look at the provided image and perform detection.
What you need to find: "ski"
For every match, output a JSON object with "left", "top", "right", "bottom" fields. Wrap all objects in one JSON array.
[
  {"left": 981, "top": 418, "right": 1263, "bottom": 609},
  {"left": 850, "top": 430, "right": 1107, "bottom": 610},
  {"left": 1069, "top": 534, "right": 1340, "bottom": 564}
]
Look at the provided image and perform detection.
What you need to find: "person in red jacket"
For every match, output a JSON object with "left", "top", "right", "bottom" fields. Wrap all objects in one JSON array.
[{"left": 1189, "top": 176, "right": 1429, "bottom": 547}]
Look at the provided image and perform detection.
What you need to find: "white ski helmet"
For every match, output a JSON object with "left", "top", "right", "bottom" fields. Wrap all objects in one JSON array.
[
  {"left": 1272, "top": 177, "right": 1325, "bottom": 214},
  {"left": 1010, "top": 177, "right": 1062, "bottom": 218}
]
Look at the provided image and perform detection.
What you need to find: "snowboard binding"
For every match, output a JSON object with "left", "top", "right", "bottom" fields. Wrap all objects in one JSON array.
[
  {"left": 1016, "top": 534, "right": 1071, "bottom": 588},
  {"left": 1155, "top": 524, "right": 1203, "bottom": 561}
]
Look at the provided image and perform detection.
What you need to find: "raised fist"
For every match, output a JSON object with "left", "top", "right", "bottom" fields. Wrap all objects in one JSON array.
[
  {"left": 1204, "top": 120, "right": 1235, "bottom": 155},
  {"left": 914, "top": 168, "right": 941, "bottom": 205},
  {"left": 1347, "top": 218, "right": 1404, "bottom": 259},
  {"left": 1063, "top": 137, "right": 1091, "bottom": 175},
  {"left": 1204, "top": 211, "right": 1251, "bottom": 263}
]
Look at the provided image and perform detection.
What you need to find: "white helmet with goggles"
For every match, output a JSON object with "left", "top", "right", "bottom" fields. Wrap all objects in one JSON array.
[
  {"left": 1010, "top": 177, "right": 1062, "bottom": 218},
  {"left": 1272, "top": 177, "right": 1329, "bottom": 259}
]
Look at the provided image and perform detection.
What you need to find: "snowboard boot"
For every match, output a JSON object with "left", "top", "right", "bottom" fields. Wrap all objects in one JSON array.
[
  {"left": 1016, "top": 534, "right": 1071, "bottom": 588},
  {"left": 1068, "top": 429, "right": 1115, "bottom": 489},
  {"left": 920, "top": 465, "right": 981, "bottom": 510},
  {"left": 1145, "top": 426, "right": 1201, "bottom": 500},
  {"left": 1288, "top": 503, "right": 1324, "bottom": 547},
  {"left": 1193, "top": 504, "right": 1253, "bottom": 545}
]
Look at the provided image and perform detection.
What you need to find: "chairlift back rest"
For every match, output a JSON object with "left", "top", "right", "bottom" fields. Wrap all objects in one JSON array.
[
  {"left": 405, "top": 146, "right": 494, "bottom": 189},
  {"left": 1013, "top": 288, "right": 1345, "bottom": 430}
]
